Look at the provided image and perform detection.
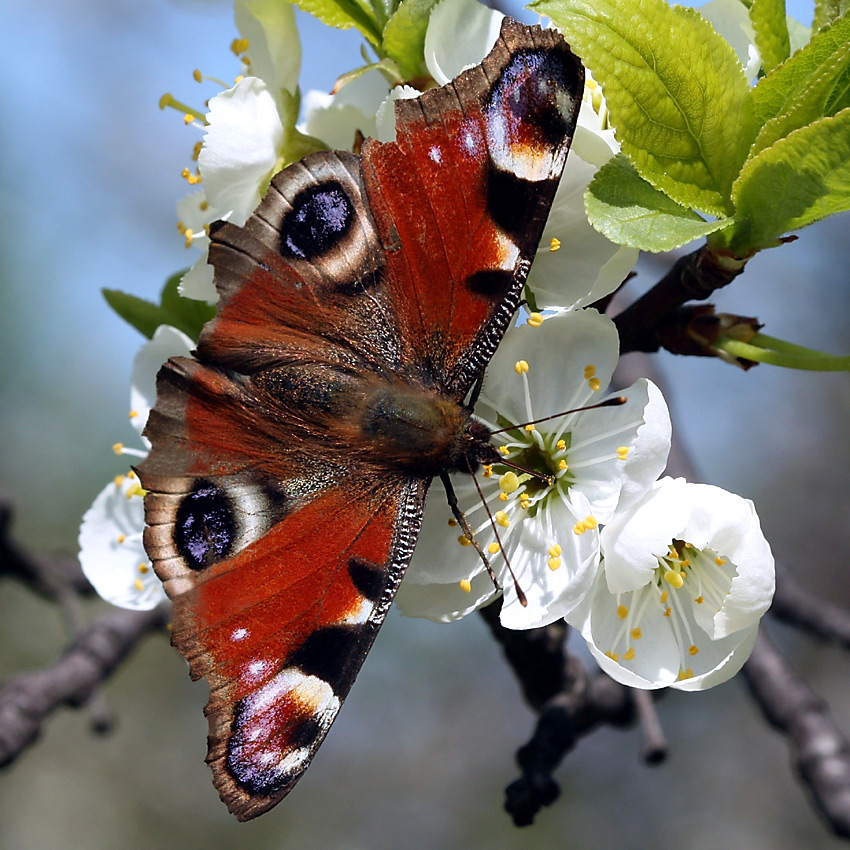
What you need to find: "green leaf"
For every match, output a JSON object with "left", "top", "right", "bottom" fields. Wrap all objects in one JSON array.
[
  {"left": 727, "top": 107, "right": 850, "bottom": 251},
  {"left": 290, "top": 0, "right": 385, "bottom": 48},
  {"left": 382, "top": 0, "right": 439, "bottom": 80},
  {"left": 813, "top": 0, "right": 849, "bottom": 32},
  {"left": 159, "top": 273, "right": 216, "bottom": 340},
  {"left": 102, "top": 290, "right": 170, "bottom": 340},
  {"left": 751, "top": 0, "right": 790, "bottom": 72},
  {"left": 585, "top": 155, "right": 733, "bottom": 251},
  {"left": 751, "top": 38, "right": 850, "bottom": 155},
  {"left": 103, "top": 273, "right": 215, "bottom": 340},
  {"left": 531, "top": 0, "right": 756, "bottom": 217},
  {"left": 751, "top": 12, "right": 850, "bottom": 124}
]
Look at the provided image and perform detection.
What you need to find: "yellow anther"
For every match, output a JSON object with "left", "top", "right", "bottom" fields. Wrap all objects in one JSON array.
[
  {"left": 499, "top": 492, "right": 508, "bottom": 502},
  {"left": 659, "top": 590, "right": 669, "bottom": 604},
  {"left": 134, "top": 578, "right": 144, "bottom": 592},
  {"left": 234, "top": 74, "right": 244, "bottom": 84},
  {"left": 528, "top": 312, "right": 544, "bottom": 328},
  {"left": 524, "top": 424, "right": 535, "bottom": 432},
  {"left": 588, "top": 377, "right": 601, "bottom": 391},
  {"left": 678, "top": 668, "right": 693, "bottom": 680},
  {"left": 498, "top": 445, "right": 510, "bottom": 455},
  {"left": 688, "top": 644, "right": 699, "bottom": 656},
  {"left": 616, "top": 604, "right": 628, "bottom": 620},
  {"left": 664, "top": 570, "right": 684, "bottom": 589},
  {"left": 199, "top": 198, "right": 209, "bottom": 210},
  {"left": 715, "top": 556, "right": 726, "bottom": 565},
  {"left": 231, "top": 37, "right": 250, "bottom": 55},
  {"left": 458, "top": 535, "right": 472, "bottom": 547},
  {"left": 623, "top": 647, "right": 636, "bottom": 661},
  {"left": 193, "top": 141, "right": 203, "bottom": 161},
  {"left": 616, "top": 446, "right": 629, "bottom": 461},
  {"left": 558, "top": 459, "right": 568, "bottom": 470},
  {"left": 447, "top": 517, "right": 458, "bottom": 527},
  {"left": 514, "top": 359, "right": 529, "bottom": 375},
  {"left": 487, "top": 542, "right": 501, "bottom": 555},
  {"left": 630, "top": 628, "right": 642, "bottom": 640},
  {"left": 495, "top": 511, "right": 510, "bottom": 528},
  {"left": 128, "top": 470, "right": 137, "bottom": 479},
  {"left": 584, "top": 365, "right": 597, "bottom": 379},
  {"left": 128, "top": 410, "right": 138, "bottom": 419},
  {"left": 183, "top": 113, "right": 195, "bottom": 125},
  {"left": 611, "top": 652, "right": 619, "bottom": 662},
  {"left": 583, "top": 515, "right": 598, "bottom": 529},
  {"left": 184, "top": 228, "right": 194, "bottom": 248},
  {"left": 547, "top": 557, "right": 561, "bottom": 570},
  {"left": 499, "top": 472, "right": 519, "bottom": 493},
  {"left": 459, "top": 579, "right": 472, "bottom": 593},
  {"left": 694, "top": 595, "right": 704, "bottom": 604},
  {"left": 548, "top": 544, "right": 562, "bottom": 557},
  {"left": 573, "top": 522, "right": 586, "bottom": 535},
  {"left": 114, "top": 474, "right": 125, "bottom": 487},
  {"left": 117, "top": 534, "right": 126, "bottom": 544},
  {"left": 193, "top": 69, "right": 202, "bottom": 83},
  {"left": 549, "top": 237, "right": 561, "bottom": 252},
  {"left": 482, "top": 464, "right": 493, "bottom": 478},
  {"left": 138, "top": 564, "right": 149, "bottom": 574},
  {"left": 663, "top": 607, "right": 672, "bottom": 617}
]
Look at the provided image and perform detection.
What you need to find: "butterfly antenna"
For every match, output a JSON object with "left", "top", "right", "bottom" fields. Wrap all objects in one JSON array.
[
  {"left": 466, "top": 462, "right": 528, "bottom": 607},
  {"left": 489, "top": 395, "right": 627, "bottom": 436}
]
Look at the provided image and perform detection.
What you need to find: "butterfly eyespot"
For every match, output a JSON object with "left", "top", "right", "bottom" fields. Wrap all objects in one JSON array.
[
  {"left": 174, "top": 480, "right": 236, "bottom": 571},
  {"left": 280, "top": 181, "right": 354, "bottom": 260}
]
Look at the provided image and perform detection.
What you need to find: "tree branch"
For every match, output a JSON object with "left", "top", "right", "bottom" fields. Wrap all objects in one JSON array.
[
  {"left": 614, "top": 245, "right": 747, "bottom": 354},
  {"left": 743, "top": 629, "right": 850, "bottom": 838},
  {"left": 0, "top": 604, "right": 169, "bottom": 769}
]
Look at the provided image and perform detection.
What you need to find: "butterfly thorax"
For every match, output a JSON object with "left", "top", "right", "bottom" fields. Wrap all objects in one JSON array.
[{"left": 354, "top": 381, "right": 500, "bottom": 479}]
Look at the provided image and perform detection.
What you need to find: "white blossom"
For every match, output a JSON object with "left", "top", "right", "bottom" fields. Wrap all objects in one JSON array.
[{"left": 574, "top": 477, "right": 775, "bottom": 690}]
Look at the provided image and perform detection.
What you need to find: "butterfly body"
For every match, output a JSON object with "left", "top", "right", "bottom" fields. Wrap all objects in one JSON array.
[{"left": 139, "top": 20, "right": 583, "bottom": 820}]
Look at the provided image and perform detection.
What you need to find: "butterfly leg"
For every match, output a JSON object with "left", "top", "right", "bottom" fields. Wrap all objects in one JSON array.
[{"left": 439, "top": 471, "right": 502, "bottom": 592}]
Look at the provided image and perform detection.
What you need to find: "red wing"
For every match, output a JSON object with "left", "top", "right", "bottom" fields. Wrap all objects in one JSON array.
[
  {"left": 361, "top": 20, "right": 584, "bottom": 397},
  {"left": 138, "top": 357, "right": 425, "bottom": 820}
]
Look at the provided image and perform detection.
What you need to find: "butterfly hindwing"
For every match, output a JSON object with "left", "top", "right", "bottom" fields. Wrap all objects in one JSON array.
[{"left": 138, "top": 19, "right": 584, "bottom": 820}]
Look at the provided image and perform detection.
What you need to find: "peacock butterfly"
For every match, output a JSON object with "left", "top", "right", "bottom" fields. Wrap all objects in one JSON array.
[{"left": 137, "top": 19, "right": 584, "bottom": 821}]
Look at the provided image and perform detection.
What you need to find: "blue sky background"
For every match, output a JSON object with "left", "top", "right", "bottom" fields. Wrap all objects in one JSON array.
[{"left": 2, "top": 1, "right": 850, "bottom": 848}]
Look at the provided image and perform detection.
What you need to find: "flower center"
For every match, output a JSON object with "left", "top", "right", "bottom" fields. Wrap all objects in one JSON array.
[{"left": 603, "top": 541, "right": 738, "bottom": 680}]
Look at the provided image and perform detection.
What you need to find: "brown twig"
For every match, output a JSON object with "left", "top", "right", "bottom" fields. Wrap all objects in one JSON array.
[
  {"left": 743, "top": 628, "right": 850, "bottom": 838},
  {"left": 771, "top": 565, "right": 850, "bottom": 650},
  {"left": 614, "top": 245, "right": 747, "bottom": 354},
  {"left": 0, "top": 604, "right": 169, "bottom": 769},
  {"left": 479, "top": 603, "right": 636, "bottom": 825}
]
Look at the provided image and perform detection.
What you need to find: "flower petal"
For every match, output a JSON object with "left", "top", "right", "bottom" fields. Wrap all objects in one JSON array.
[
  {"left": 130, "top": 325, "right": 195, "bottom": 440},
  {"left": 198, "top": 77, "right": 283, "bottom": 223},
  {"left": 79, "top": 476, "right": 166, "bottom": 611},
  {"left": 234, "top": 0, "right": 301, "bottom": 102},
  {"left": 424, "top": 0, "right": 504, "bottom": 85},
  {"left": 303, "top": 69, "right": 394, "bottom": 149},
  {"left": 527, "top": 158, "right": 638, "bottom": 311},
  {"left": 179, "top": 253, "right": 218, "bottom": 304}
]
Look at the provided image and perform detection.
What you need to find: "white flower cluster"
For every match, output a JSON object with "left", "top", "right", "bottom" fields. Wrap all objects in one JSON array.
[{"left": 80, "top": 0, "right": 774, "bottom": 691}]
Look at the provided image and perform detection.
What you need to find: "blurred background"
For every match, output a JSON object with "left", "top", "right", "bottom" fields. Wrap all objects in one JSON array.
[{"left": 1, "top": 0, "right": 849, "bottom": 848}]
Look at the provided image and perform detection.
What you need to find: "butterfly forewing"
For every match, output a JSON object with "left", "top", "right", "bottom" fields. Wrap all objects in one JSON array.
[
  {"left": 362, "top": 21, "right": 583, "bottom": 397},
  {"left": 138, "top": 19, "right": 583, "bottom": 820}
]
